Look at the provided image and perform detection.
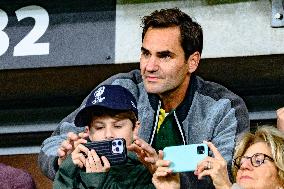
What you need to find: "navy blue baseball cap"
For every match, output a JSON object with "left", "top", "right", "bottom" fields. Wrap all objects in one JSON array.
[{"left": 74, "top": 85, "right": 138, "bottom": 127}]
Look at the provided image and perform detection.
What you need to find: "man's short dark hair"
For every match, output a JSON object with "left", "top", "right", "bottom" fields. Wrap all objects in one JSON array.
[{"left": 141, "top": 8, "right": 203, "bottom": 60}]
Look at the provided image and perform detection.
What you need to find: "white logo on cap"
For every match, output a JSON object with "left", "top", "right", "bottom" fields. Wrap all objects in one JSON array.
[
  {"left": 92, "top": 86, "right": 105, "bottom": 104},
  {"left": 131, "top": 101, "right": 136, "bottom": 109}
]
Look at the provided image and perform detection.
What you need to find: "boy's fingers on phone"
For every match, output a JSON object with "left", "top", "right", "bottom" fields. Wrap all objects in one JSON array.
[
  {"left": 72, "top": 153, "right": 85, "bottom": 168},
  {"left": 73, "top": 141, "right": 80, "bottom": 149},
  {"left": 79, "top": 152, "right": 86, "bottom": 161},
  {"left": 78, "top": 131, "right": 89, "bottom": 139},
  {"left": 74, "top": 138, "right": 88, "bottom": 147},
  {"left": 86, "top": 155, "right": 94, "bottom": 172},
  {"left": 58, "top": 148, "right": 66, "bottom": 158},
  {"left": 61, "top": 140, "right": 73, "bottom": 151},
  {"left": 57, "top": 140, "right": 69, "bottom": 157},
  {"left": 101, "top": 156, "right": 110, "bottom": 171},
  {"left": 88, "top": 152, "right": 103, "bottom": 171},
  {"left": 77, "top": 144, "right": 89, "bottom": 155},
  {"left": 67, "top": 132, "right": 79, "bottom": 141},
  {"left": 78, "top": 138, "right": 88, "bottom": 143},
  {"left": 73, "top": 159, "right": 83, "bottom": 168},
  {"left": 90, "top": 149, "right": 102, "bottom": 165}
]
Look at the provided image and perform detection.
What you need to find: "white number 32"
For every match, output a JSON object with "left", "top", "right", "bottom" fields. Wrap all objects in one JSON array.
[{"left": 0, "top": 5, "right": 49, "bottom": 57}]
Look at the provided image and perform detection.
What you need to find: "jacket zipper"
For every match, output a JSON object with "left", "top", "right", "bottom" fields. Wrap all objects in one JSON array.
[{"left": 150, "top": 101, "right": 186, "bottom": 145}]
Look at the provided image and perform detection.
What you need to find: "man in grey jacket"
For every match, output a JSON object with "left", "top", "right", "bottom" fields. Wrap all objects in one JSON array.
[{"left": 38, "top": 8, "right": 249, "bottom": 188}]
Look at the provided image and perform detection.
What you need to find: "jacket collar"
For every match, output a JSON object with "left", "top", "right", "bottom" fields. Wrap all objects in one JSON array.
[
  {"left": 147, "top": 74, "right": 197, "bottom": 122},
  {"left": 175, "top": 74, "right": 197, "bottom": 122}
]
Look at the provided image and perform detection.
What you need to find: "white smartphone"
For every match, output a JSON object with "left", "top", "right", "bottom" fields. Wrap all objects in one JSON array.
[{"left": 163, "top": 143, "right": 208, "bottom": 172}]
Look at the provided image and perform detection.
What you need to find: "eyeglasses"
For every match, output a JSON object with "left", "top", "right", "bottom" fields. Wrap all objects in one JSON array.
[{"left": 233, "top": 153, "right": 274, "bottom": 169}]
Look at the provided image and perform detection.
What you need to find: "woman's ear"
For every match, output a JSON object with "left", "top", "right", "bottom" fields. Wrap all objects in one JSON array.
[{"left": 187, "top": 51, "right": 201, "bottom": 73}]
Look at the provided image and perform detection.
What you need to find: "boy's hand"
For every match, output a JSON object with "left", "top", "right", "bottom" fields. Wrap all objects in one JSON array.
[
  {"left": 277, "top": 107, "right": 284, "bottom": 132},
  {"left": 71, "top": 143, "right": 89, "bottom": 168},
  {"left": 85, "top": 150, "right": 110, "bottom": 173},
  {"left": 128, "top": 136, "right": 158, "bottom": 174},
  {"left": 58, "top": 131, "right": 88, "bottom": 166}
]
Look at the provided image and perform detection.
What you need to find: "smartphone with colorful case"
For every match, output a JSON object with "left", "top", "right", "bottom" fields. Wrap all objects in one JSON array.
[{"left": 84, "top": 138, "right": 127, "bottom": 166}]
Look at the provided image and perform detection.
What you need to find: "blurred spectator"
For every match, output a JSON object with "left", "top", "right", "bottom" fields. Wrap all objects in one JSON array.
[{"left": 0, "top": 163, "right": 36, "bottom": 189}]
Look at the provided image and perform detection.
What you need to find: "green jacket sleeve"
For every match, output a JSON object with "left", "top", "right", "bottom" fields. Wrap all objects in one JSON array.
[
  {"left": 53, "top": 155, "right": 79, "bottom": 189},
  {"left": 80, "top": 172, "right": 107, "bottom": 188}
]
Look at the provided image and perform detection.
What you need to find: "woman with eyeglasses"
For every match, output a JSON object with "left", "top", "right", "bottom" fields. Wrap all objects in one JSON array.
[
  {"left": 153, "top": 126, "right": 284, "bottom": 189},
  {"left": 194, "top": 126, "right": 284, "bottom": 189}
]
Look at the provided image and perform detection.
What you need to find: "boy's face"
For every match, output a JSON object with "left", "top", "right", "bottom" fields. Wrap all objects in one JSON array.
[{"left": 86, "top": 115, "right": 134, "bottom": 147}]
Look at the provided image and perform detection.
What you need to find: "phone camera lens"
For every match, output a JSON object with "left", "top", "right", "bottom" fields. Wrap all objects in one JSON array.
[
  {"left": 197, "top": 146, "right": 205, "bottom": 154},
  {"left": 112, "top": 141, "right": 117, "bottom": 146},
  {"left": 117, "top": 141, "right": 122, "bottom": 146},
  {"left": 115, "top": 147, "right": 120, "bottom": 152}
]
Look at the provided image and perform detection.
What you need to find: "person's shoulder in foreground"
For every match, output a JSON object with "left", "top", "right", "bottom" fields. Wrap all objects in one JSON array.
[{"left": 0, "top": 163, "right": 36, "bottom": 189}]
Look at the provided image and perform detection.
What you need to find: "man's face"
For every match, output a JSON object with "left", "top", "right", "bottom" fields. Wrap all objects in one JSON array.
[
  {"left": 140, "top": 26, "right": 190, "bottom": 95},
  {"left": 87, "top": 115, "right": 134, "bottom": 147}
]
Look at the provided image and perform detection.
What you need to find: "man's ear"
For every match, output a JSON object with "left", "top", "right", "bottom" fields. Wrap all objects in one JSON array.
[
  {"left": 133, "top": 121, "right": 140, "bottom": 137},
  {"left": 187, "top": 51, "right": 201, "bottom": 73}
]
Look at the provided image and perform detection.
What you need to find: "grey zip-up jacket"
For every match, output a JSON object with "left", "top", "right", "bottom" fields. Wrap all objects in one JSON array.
[{"left": 39, "top": 69, "right": 249, "bottom": 188}]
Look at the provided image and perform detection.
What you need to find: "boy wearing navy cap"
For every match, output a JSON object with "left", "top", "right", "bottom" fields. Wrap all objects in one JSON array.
[{"left": 53, "top": 85, "right": 155, "bottom": 189}]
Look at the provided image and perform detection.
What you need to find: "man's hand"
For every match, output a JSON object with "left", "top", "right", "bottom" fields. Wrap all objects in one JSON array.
[
  {"left": 57, "top": 131, "right": 89, "bottom": 166},
  {"left": 277, "top": 107, "right": 284, "bottom": 132},
  {"left": 127, "top": 136, "right": 158, "bottom": 174}
]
